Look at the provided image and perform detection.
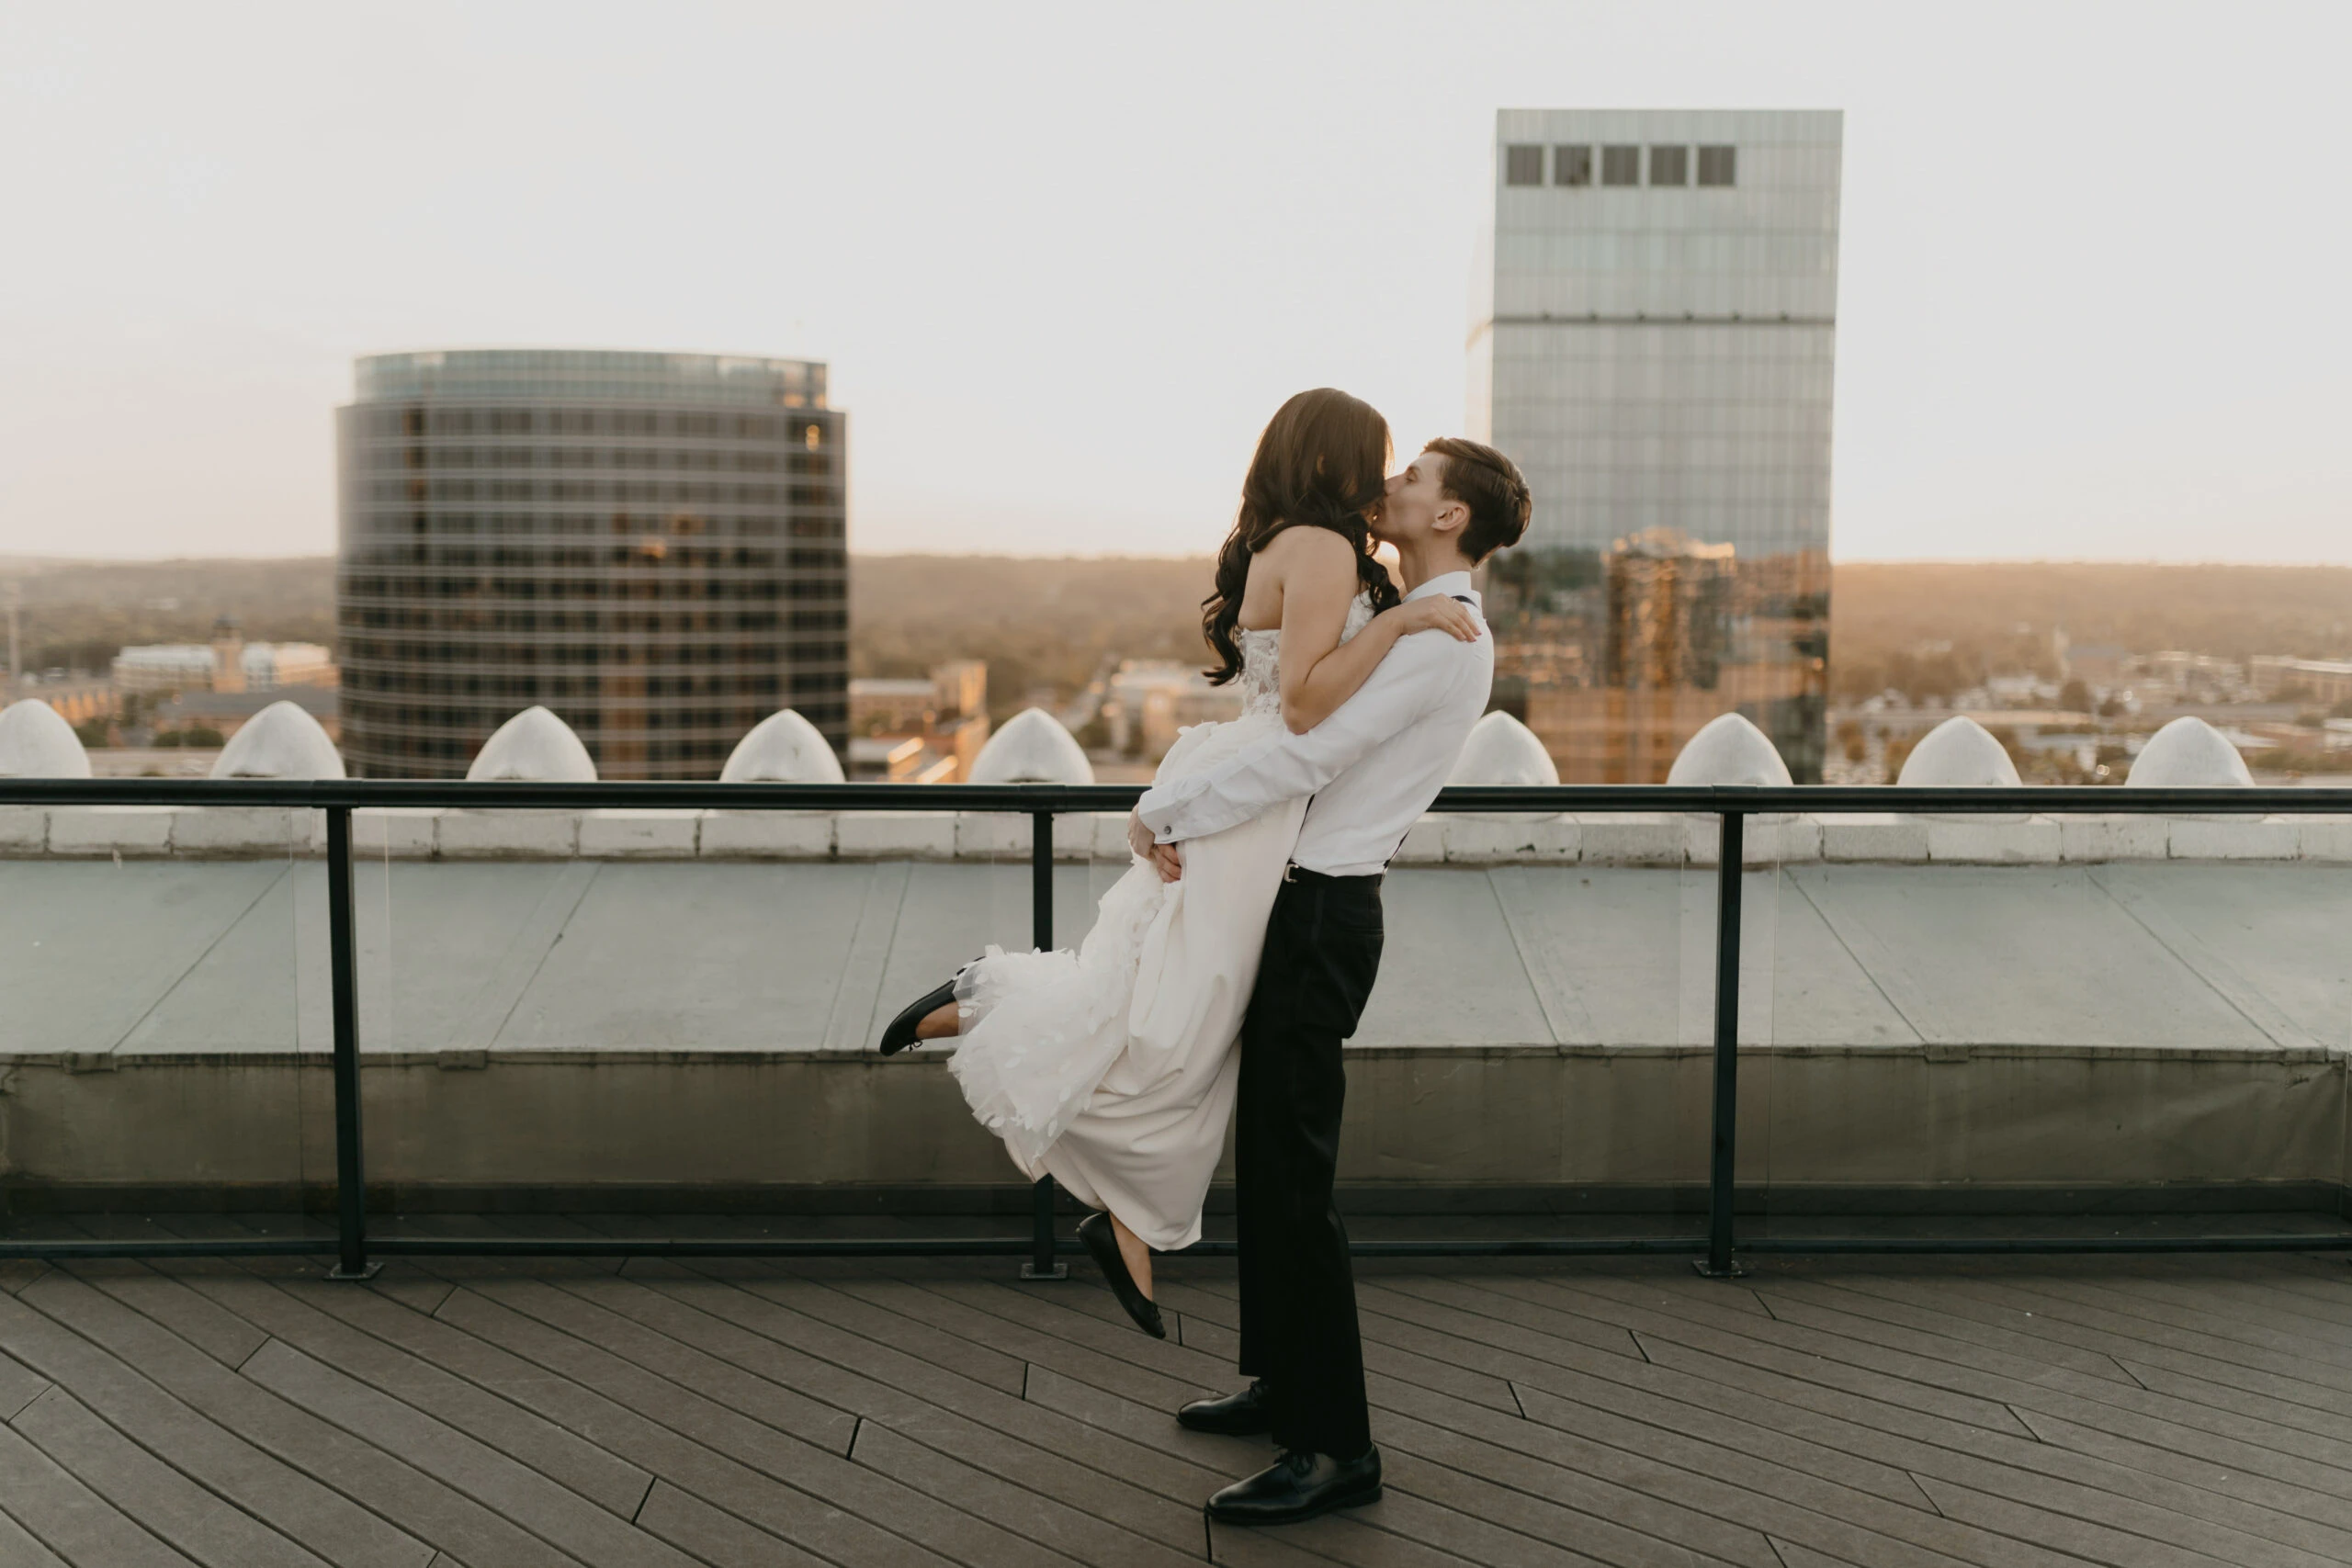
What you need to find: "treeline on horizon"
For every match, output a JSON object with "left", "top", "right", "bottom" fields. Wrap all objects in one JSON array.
[{"left": 6, "top": 555, "right": 2349, "bottom": 715}]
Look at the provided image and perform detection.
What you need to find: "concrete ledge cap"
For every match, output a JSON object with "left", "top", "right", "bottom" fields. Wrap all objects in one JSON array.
[
  {"left": 0, "top": 699, "right": 92, "bottom": 780},
  {"left": 721, "top": 709, "right": 845, "bottom": 784},
  {"left": 2128, "top": 716, "right": 2255, "bottom": 789},
  {"left": 1668, "top": 712, "right": 1792, "bottom": 787},
  {"left": 468, "top": 706, "right": 596, "bottom": 782},
  {"left": 968, "top": 709, "right": 1092, "bottom": 784}
]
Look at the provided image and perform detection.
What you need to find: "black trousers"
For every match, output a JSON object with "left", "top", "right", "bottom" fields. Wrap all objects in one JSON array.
[{"left": 1234, "top": 864, "right": 1383, "bottom": 1460}]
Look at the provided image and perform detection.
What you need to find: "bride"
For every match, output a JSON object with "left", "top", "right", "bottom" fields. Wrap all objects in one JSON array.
[{"left": 875, "top": 388, "right": 1479, "bottom": 1334}]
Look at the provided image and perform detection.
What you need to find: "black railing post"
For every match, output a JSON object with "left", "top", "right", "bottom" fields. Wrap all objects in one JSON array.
[
  {"left": 1697, "top": 807, "right": 1747, "bottom": 1279},
  {"left": 324, "top": 806, "right": 379, "bottom": 1280},
  {"left": 1021, "top": 806, "right": 1069, "bottom": 1280}
]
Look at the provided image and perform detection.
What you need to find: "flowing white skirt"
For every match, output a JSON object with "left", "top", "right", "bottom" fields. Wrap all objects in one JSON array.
[{"left": 945, "top": 712, "right": 1302, "bottom": 1250}]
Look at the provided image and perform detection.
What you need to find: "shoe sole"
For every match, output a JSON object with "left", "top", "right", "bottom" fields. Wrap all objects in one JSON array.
[
  {"left": 1175, "top": 1416, "right": 1272, "bottom": 1436},
  {"left": 1206, "top": 1481, "right": 1382, "bottom": 1526}
]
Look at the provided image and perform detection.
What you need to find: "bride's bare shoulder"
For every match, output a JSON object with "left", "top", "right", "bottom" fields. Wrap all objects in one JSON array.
[
  {"left": 1249, "top": 525, "right": 1356, "bottom": 596},
  {"left": 1238, "top": 525, "right": 1356, "bottom": 629},
  {"left": 1253, "top": 524, "right": 1355, "bottom": 570}
]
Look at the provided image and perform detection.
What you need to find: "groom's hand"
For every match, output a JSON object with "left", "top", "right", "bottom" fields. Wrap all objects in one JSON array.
[{"left": 1150, "top": 841, "right": 1182, "bottom": 882}]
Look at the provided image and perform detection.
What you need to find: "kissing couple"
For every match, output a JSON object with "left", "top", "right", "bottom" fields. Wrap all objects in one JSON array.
[{"left": 877, "top": 387, "right": 1530, "bottom": 1526}]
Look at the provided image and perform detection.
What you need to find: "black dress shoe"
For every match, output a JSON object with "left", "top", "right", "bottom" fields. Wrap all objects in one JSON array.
[
  {"left": 877, "top": 978, "right": 959, "bottom": 1055},
  {"left": 1206, "top": 1445, "right": 1383, "bottom": 1525},
  {"left": 1076, "top": 1211, "right": 1166, "bottom": 1338},
  {"left": 1177, "top": 1380, "right": 1272, "bottom": 1436}
]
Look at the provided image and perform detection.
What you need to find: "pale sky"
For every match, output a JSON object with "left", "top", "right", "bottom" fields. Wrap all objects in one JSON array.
[{"left": 1, "top": 1, "right": 2345, "bottom": 563}]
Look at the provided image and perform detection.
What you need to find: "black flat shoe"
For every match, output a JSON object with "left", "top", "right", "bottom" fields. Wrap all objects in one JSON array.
[
  {"left": 1178, "top": 1379, "right": 1272, "bottom": 1436},
  {"left": 1206, "top": 1445, "right": 1383, "bottom": 1525},
  {"left": 877, "top": 977, "right": 958, "bottom": 1055},
  {"left": 1077, "top": 1211, "right": 1166, "bottom": 1338}
]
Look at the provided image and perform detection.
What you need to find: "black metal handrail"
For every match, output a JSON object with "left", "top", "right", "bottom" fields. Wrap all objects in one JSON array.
[
  {"left": 7, "top": 778, "right": 2352, "bottom": 811},
  {"left": 4, "top": 776, "right": 2350, "bottom": 1280}
]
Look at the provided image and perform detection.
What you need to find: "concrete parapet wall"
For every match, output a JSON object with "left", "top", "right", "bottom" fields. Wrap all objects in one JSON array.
[{"left": 5, "top": 805, "right": 2348, "bottom": 865}]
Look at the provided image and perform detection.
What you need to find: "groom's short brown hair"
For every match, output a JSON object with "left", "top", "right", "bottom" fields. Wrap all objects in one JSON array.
[{"left": 1422, "top": 438, "right": 1532, "bottom": 564}]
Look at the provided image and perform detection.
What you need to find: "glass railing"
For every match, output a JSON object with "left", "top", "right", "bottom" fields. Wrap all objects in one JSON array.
[{"left": 1, "top": 778, "right": 2346, "bottom": 1280}]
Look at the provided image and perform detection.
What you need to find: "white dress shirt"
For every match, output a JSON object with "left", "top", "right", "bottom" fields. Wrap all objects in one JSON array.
[{"left": 1136, "top": 571, "right": 1494, "bottom": 876}]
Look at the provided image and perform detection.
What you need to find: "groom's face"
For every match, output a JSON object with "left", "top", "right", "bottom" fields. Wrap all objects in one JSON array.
[{"left": 1374, "top": 451, "right": 1449, "bottom": 544}]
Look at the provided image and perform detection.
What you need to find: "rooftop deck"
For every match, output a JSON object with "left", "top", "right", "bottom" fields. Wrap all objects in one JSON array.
[{"left": 2, "top": 1231, "right": 2347, "bottom": 1566}]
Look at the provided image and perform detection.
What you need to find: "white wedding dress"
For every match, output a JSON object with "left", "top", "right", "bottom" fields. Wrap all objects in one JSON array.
[{"left": 945, "top": 592, "right": 1376, "bottom": 1250}]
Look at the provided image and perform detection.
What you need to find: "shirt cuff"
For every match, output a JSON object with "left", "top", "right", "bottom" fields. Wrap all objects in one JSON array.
[{"left": 1136, "top": 775, "right": 1207, "bottom": 840}]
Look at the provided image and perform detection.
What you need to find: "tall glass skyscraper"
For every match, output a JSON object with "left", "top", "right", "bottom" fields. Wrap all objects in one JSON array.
[
  {"left": 337, "top": 350, "right": 848, "bottom": 779},
  {"left": 1470, "top": 110, "right": 1842, "bottom": 782}
]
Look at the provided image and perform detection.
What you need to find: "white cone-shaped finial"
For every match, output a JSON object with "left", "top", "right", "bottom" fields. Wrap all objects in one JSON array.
[
  {"left": 720, "top": 708, "right": 845, "bottom": 783},
  {"left": 0, "top": 699, "right": 92, "bottom": 779},
  {"left": 1448, "top": 711, "right": 1560, "bottom": 787},
  {"left": 1667, "top": 712, "right": 1793, "bottom": 787},
  {"left": 1896, "top": 716, "right": 2022, "bottom": 788},
  {"left": 968, "top": 707, "right": 1093, "bottom": 784},
  {"left": 2126, "top": 716, "right": 2254, "bottom": 788},
  {"left": 467, "top": 706, "right": 597, "bottom": 782},
  {"left": 209, "top": 700, "right": 346, "bottom": 779}
]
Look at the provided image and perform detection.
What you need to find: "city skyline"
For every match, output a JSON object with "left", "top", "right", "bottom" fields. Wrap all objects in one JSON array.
[{"left": 1, "top": 2, "right": 2346, "bottom": 565}]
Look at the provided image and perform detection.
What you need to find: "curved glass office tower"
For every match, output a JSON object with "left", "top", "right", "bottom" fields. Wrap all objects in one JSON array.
[
  {"left": 336, "top": 350, "right": 848, "bottom": 778},
  {"left": 1472, "top": 110, "right": 1841, "bottom": 782}
]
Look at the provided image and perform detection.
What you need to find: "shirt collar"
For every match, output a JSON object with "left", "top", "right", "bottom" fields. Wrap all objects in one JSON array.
[{"left": 1404, "top": 570, "right": 1477, "bottom": 606}]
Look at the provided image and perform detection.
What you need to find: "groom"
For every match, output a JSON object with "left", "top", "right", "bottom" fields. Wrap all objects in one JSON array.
[{"left": 1133, "top": 436, "right": 1531, "bottom": 1525}]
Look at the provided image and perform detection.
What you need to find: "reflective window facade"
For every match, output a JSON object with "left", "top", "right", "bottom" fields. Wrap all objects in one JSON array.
[
  {"left": 1469, "top": 109, "right": 1842, "bottom": 782},
  {"left": 335, "top": 349, "right": 849, "bottom": 779}
]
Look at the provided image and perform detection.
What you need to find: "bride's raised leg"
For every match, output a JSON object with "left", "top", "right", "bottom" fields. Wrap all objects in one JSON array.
[
  {"left": 913, "top": 1001, "right": 961, "bottom": 1040},
  {"left": 1110, "top": 1212, "right": 1153, "bottom": 1301}
]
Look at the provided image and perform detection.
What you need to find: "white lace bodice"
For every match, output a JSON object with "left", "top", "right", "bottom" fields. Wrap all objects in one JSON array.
[{"left": 1237, "top": 592, "right": 1378, "bottom": 719}]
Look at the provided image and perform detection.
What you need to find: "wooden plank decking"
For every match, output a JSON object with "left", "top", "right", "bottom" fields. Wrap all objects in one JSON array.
[{"left": 0, "top": 1235, "right": 2348, "bottom": 1566}]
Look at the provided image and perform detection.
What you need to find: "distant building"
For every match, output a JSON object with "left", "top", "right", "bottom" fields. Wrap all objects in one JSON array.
[
  {"left": 2249, "top": 655, "right": 2352, "bottom": 705},
  {"left": 2143, "top": 651, "right": 2250, "bottom": 705},
  {"left": 114, "top": 618, "right": 334, "bottom": 694},
  {"left": 1103, "top": 660, "right": 1241, "bottom": 761},
  {"left": 849, "top": 734, "right": 954, "bottom": 784},
  {"left": 336, "top": 349, "right": 848, "bottom": 779},
  {"left": 849, "top": 679, "right": 939, "bottom": 735},
  {"left": 9, "top": 677, "right": 116, "bottom": 728},
  {"left": 111, "top": 646, "right": 215, "bottom": 692},
  {"left": 847, "top": 659, "right": 989, "bottom": 781},
  {"left": 153, "top": 684, "right": 341, "bottom": 744},
  {"left": 851, "top": 660, "right": 986, "bottom": 735},
  {"left": 1471, "top": 109, "right": 1842, "bottom": 781}
]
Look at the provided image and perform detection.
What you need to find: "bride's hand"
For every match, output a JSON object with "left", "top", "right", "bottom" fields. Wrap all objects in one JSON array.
[
  {"left": 1384, "top": 597, "right": 1482, "bottom": 642},
  {"left": 1128, "top": 810, "right": 1182, "bottom": 881}
]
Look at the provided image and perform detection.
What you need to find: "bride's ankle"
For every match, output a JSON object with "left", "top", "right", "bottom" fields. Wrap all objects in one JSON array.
[{"left": 913, "top": 1001, "right": 961, "bottom": 1040}]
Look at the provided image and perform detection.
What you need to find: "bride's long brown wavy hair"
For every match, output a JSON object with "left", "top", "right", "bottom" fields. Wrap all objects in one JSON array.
[{"left": 1201, "top": 388, "right": 1400, "bottom": 685}]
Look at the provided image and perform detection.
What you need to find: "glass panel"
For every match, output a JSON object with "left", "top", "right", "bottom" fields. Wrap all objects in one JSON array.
[
  {"left": 1504, "top": 144, "right": 1544, "bottom": 186},
  {"left": 1362, "top": 808, "right": 1725, "bottom": 1245},
  {"left": 357, "top": 801, "right": 1050, "bottom": 1248},
  {"left": 1554, "top": 144, "right": 1593, "bottom": 186},
  {"left": 1600, "top": 144, "right": 1642, "bottom": 186},
  {"left": 1751, "top": 829, "right": 2352, "bottom": 1249},
  {"left": 0, "top": 804, "right": 324, "bottom": 1250}
]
